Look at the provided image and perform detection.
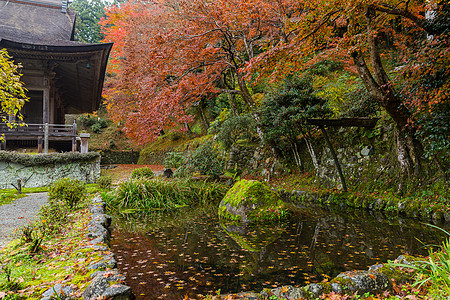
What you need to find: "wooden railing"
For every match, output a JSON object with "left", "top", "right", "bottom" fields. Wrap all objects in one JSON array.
[
  {"left": 0, "top": 122, "right": 77, "bottom": 138},
  {"left": 0, "top": 121, "right": 78, "bottom": 153}
]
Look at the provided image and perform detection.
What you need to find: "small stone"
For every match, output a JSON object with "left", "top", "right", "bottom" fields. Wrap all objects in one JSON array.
[
  {"left": 102, "top": 284, "right": 135, "bottom": 299},
  {"left": 163, "top": 168, "right": 173, "bottom": 178},
  {"left": 331, "top": 283, "right": 342, "bottom": 294},
  {"left": 308, "top": 283, "right": 324, "bottom": 298},
  {"left": 89, "top": 204, "right": 104, "bottom": 214},
  {"left": 270, "top": 285, "right": 305, "bottom": 299},
  {"left": 444, "top": 210, "right": 450, "bottom": 222},
  {"left": 89, "top": 234, "right": 109, "bottom": 245},
  {"left": 42, "top": 283, "right": 74, "bottom": 300},
  {"left": 361, "top": 146, "right": 374, "bottom": 156},
  {"left": 89, "top": 214, "right": 112, "bottom": 228},
  {"left": 368, "top": 264, "right": 384, "bottom": 272},
  {"left": 86, "top": 225, "right": 110, "bottom": 239},
  {"left": 82, "top": 276, "right": 110, "bottom": 300},
  {"left": 336, "top": 270, "right": 390, "bottom": 294}
]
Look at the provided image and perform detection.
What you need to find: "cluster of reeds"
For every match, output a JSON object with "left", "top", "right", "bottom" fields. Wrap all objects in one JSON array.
[
  {"left": 104, "top": 178, "right": 228, "bottom": 213},
  {"left": 392, "top": 224, "right": 450, "bottom": 298}
]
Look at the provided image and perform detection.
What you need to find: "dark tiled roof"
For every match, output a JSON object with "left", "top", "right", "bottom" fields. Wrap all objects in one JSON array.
[
  {"left": 0, "top": 1, "right": 76, "bottom": 44},
  {"left": 0, "top": 0, "right": 113, "bottom": 114}
]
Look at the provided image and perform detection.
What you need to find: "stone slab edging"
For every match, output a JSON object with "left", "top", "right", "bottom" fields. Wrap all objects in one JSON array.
[
  {"left": 81, "top": 195, "right": 135, "bottom": 300},
  {"left": 40, "top": 195, "right": 135, "bottom": 300},
  {"left": 280, "top": 189, "right": 450, "bottom": 224},
  {"left": 220, "top": 255, "right": 417, "bottom": 300}
]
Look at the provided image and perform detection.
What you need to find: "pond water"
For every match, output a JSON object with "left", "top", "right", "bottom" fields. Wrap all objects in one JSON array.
[{"left": 110, "top": 204, "right": 448, "bottom": 299}]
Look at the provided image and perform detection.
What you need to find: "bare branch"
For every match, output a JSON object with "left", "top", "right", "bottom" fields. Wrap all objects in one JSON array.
[{"left": 370, "top": 3, "right": 435, "bottom": 34}]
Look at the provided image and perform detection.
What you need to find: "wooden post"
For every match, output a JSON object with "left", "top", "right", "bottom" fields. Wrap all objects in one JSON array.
[
  {"left": 319, "top": 125, "right": 347, "bottom": 192},
  {"left": 80, "top": 133, "right": 90, "bottom": 153},
  {"left": 44, "top": 123, "right": 49, "bottom": 154},
  {"left": 38, "top": 137, "right": 43, "bottom": 153},
  {"left": 72, "top": 120, "right": 77, "bottom": 152},
  {"left": 72, "top": 119, "right": 77, "bottom": 135},
  {"left": 72, "top": 137, "right": 77, "bottom": 152}
]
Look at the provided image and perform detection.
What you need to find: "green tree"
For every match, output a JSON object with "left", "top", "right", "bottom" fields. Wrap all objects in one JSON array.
[
  {"left": 70, "top": 0, "right": 106, "bottom": 43},
  {"left": 259, "top": 76, "right": 331, "bottom": 171},
  {"left": 0, "top": 49, "right": 27, "bottom": 130}
]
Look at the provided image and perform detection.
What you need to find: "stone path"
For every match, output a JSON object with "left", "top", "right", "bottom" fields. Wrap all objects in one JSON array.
[{"left": 0, "top": 192, "right": 48, "bottom": 249}]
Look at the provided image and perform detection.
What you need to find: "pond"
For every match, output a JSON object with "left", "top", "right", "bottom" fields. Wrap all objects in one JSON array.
[{"left": 109, "top": 204, "right": 448, "bottom": 299}]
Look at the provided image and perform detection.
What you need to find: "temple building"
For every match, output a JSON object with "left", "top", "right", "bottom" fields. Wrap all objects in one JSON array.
[{"left": 0, "top": 0, "right": 112, "bottom": 151}]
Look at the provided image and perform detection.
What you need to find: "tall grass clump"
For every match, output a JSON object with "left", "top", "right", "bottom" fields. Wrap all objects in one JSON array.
[
  {"left": 390, "top": 225, "right": 450, "bottom": 298},
  {"left": 105, "top": 178, "right": 228, "bottom": 212}
]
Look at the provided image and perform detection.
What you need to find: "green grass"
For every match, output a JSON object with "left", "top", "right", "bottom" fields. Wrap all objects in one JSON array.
[
  {"left": 0, "top": 184, "right": 99, "bottom": 207},
  {"left": 0, "top": 210, "right": 102, "bottom": 299},
  {"left": 0, "top": 187, "right": 49, "bottom": 206}
]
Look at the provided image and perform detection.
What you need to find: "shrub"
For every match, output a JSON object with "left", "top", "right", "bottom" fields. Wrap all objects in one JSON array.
[
  {"left": 190, "top": 142, "right": 225, "bottom": 178},
  {"left": 48, "top": 178, "right": 86, "bottom": 209},
  {"left": 78, "top": 114, "right": 97, "bottom": 128},
  {"left": 96, "top": 175, "right": 112, "bottom": 189},
  {"left": 164, "top": 151, "right": 187, "bottom": 169},
  {"left": 91, "top": 119, "right": 108, "bottom": 133},
  {"left": 37, "top": 198, "right": 69, "bottom": 235},
  {"left": 131, "top": 167, "right": 155, "bottom": 179},
  {"left": 208, "top": 114, "right": 256, "bottom": 150},
  {"left": 173, "top": 164, "right": 193, "bottom": 178}
]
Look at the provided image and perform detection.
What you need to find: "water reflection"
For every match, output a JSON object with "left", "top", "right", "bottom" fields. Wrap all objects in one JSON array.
[{"left": 110, "top": 205, "right": 447, "bottom": 300}]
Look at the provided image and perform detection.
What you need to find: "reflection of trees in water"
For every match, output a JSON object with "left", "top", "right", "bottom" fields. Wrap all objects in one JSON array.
[
  {"left": 110, "top": 204, "right": 447, "bottom": 299},
  {"left": 294, "top": 205, "right": 447, "bottom": 279}
]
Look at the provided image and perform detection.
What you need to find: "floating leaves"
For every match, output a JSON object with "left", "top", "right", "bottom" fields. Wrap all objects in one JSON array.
[{"left": 109, "top": 206, "right": 446, "bottom": 299}]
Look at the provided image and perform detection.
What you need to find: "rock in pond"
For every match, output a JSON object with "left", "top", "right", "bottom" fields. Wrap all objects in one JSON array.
[{"left": 218, "top": 179, "right": 288, "bottom": 223}]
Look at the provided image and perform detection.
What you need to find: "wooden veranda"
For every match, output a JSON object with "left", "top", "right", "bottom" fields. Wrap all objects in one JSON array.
[{"left": 0, "top": 121, "right": 77, "bottom": 153}]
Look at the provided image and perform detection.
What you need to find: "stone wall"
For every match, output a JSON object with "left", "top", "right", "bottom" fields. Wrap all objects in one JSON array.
[
  {"left": 99, "top": 150, "right": 140, "bottom": 165},
  {"left": 0, "top": 152, "right": 101, "bottom": 188}
]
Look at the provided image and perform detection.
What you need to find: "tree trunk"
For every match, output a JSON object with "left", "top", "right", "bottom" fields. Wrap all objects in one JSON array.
[
  {"left": 197, "top": 102, "right": 209, "bottom": 134},
  {"left": 292, "top": 141, "right": 304, "bottom": 172},
  {"left": 350, "top": 7, "right": 424, "bottom": 182},
  {"left": 304, "top": 134, "right": 319, "bottom": 172}
]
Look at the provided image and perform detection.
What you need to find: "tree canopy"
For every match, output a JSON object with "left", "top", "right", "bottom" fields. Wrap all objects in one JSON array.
[
  {"left": 70, "top": 0, "right": 107, "bottom": 43},
  {"left": 0, "top": 49, "right": 27, "bottom": 127},
  {"left": 100, "top": 0, "right": 449, "bottom": 179}
]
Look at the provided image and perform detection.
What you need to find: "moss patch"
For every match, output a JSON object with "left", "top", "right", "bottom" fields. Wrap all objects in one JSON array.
[
  {"left": 0, "top": 207, "right": 106, "bottom": 299},
  {"left": 219, "top": 179, "right": 288, "bottom": 223}
]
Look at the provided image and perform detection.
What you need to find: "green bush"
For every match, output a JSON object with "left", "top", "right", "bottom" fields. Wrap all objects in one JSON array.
[
  {"left": 96, "top": 175, "right": 112, "bottom": 189},
  {"left": 131, "top": 167, "right": 155, "bottom": 179},
  {"left": 78, "top": 114, "right": 98, "bottom": 128},
  {"left": 0, "top": 152, "right": 100, "bottom": 167},
  {"left": 48, "top": 178, "right": 86, "bottom": 209},
  {"left": 37, "top": 198, "right": 69, "bottom": 235},
  {"left": 164, "top": 151, "right": 187, "bottom": 169},
  {"left": 173, "top": 164, "right": 193, "bottom": 178},
  {"left": 91, "top": 119, "right": 108, "bottom": 133},
  {"left": 208, "top": 114, "right": 256, "bottom": 150},
  {"left": 190, "top": 142, "right": 225, "bottom": 178}
]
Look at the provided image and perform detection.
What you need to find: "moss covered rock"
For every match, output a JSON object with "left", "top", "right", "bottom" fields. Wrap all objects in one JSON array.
[{"left": 218, "top": 179, "right": 288, "bottom": 223}]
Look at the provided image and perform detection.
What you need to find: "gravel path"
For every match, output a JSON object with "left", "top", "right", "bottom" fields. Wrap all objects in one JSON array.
[{"left": 0, "top": 193, "right": 49, "bottom": 249}]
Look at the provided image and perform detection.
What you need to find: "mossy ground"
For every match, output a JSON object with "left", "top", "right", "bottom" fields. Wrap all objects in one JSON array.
[{"left": 0, "top": 207, "right": 108, "bottom": 299}]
